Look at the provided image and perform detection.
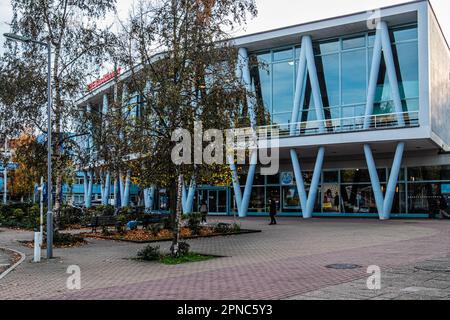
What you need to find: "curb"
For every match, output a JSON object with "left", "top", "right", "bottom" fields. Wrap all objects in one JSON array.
[{"left": 0, "top": 246, "right": 26, "bottom": 281}]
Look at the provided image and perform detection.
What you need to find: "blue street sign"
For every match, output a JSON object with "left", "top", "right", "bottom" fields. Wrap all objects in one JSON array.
[{"left": 0, "top": 163, "right": 19, "bottom": 170}]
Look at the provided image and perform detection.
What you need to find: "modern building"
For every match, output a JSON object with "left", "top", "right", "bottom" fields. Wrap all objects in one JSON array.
[{"left": 76, "top": 0, "right": 450, "bottom": 219}]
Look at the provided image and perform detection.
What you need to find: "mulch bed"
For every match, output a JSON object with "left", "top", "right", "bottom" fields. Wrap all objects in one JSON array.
[
  {"left": 82, "top": 228, "right": 261, "bottom": 244},
  {"left": 0, "top": 249, "right": 22, "bottom": 274},
  {"left": 18, "top": 239, "right": 88, "bottom": 249}
]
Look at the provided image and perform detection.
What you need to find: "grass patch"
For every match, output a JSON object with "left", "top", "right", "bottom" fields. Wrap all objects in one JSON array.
[{"left": 160, "top": 253, "right": 215, "bottom": 265}]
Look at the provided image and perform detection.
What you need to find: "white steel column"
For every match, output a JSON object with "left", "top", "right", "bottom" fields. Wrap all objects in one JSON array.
[
  {"left": 365, "top": 21, "right": 405, "bottom": 129},
  {"left": 364, "top": 143, "right": 405, "bottom": 220},
  {"left": 290, "top": 35, "right": 326, "bottom": 219},
  {"left": 230, "top": 47, "right": 258, "bottom": 218}
]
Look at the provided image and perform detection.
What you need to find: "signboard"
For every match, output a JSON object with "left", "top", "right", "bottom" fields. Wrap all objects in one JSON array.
[
  {"left": 0, "top": 163, "right": 19, "bottom": 170},
  {"left": 87, "top": 67, "right": 122, "bottom": 92},
  {"left": 441, "top": 184, "right": 450, "bottom": 194},
  {"left": 281, "top": 172, "right": 294, "bottom": 186}
]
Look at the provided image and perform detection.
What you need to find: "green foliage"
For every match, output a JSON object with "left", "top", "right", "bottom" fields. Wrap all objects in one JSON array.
[
  {"left": 160, "top": 253, "right": 214, "bottom": 265},
  {"left": 12, "top": 208, "right": 25, "bottom": 221},
  {"left": 101, "top": 225, "right": 112, "bottom": 236},
  {"left": 137, "top": 245, "right": 161, "bottom": 261},
  {"left": 52, "top": 231, "right": 85, "bottom": 246},
  {"left": 178, "top": 241, "right": 190, "bottom": 256},
  {"left": 213, "top": 223, "right": 241, "bottom": 234},
  {"left": 0, "top": 203, "right": 39, "bottom": 229},
  {"left": 162, "top": 216, "right": 174, "bottom": 231},
  {"left": 116, "top": 214, "right": 128, "bottom": 234},
  {"left": 146, "top": 223, "right": 164, "bottom": 235},
  {"left": 187, "top": 213, "right": 202, "bottom": 235}
]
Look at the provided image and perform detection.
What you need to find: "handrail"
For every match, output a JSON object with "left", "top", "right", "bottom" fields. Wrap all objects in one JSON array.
[{"left": 253, "top": 111, "right": 419, "bottom": 140}]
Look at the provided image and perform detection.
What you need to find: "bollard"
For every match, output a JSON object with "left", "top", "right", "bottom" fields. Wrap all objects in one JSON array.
[{"left": 33, "top": 231, "right": 41, "bottom": 263}]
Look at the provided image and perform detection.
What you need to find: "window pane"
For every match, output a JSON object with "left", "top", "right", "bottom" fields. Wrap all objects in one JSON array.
[
  {"left": 316, "top": 54, "right": 340, "bottom": 107},
  {"left": 273, "top": 61, "right": 294, "bottom": 113},
  {"left": 391, "top": 26, "right": 418, "bottom": 43},
  {"left": 314, "top": 39, "right": 339, "bottom": 55},
  {"left": 342, "top": 36, "right": 365, "bottom": 50},
  {"left": 251, "top": 54, "right": 272, "bottom": 113},
  {"left": 273, "top": 113, "right": 291, "bottom": 125},
  {"left": 394, "top": 41, "right": 419, "bottom": 100},
  {"left": 274, "top": 48, "right": 293, "bottom": 61},
  {"left": 342, "top": 50, "right": 366, "bottom": 105},
  {"left": 408, "top": 166, "right": 450, "bottom": 182}
]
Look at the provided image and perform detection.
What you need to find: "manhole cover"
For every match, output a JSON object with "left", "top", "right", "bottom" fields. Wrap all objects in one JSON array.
[{"left": 326, "top": 264, "right": 363, "bottom": 270}]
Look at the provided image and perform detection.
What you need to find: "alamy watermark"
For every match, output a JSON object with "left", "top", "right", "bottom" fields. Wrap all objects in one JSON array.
[
  {"left": 367, "top": 265, "right": 381, "bottom": 290},
  {"left": 171, "top": 122, "right": 280, "bottom": 175},
  {"left": 66, "top": 265, "right": 81, "bottom": 290}
]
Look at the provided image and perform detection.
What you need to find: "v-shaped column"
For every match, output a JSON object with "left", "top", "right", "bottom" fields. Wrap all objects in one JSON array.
[
  {"left": 290, "top": 35, "right": 326, "bottom": 219},
  {"left": 229, "top": 47, "right": 258, "bottom": 218},
  {"left": 290, "top": 148, "right": 325, "bottom": 219},
  {"left": 365, "top": 21, "right": 405, "bottom": 129},
  {"left": 182, "top": 178, "right": 196, "bottom": 214},
  {"left": 364, "top": 143, "right": 405, "bottom": 220}
]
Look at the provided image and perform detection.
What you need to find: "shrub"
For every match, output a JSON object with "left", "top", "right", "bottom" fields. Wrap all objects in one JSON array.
[
  {"left": 52, "top": 231, "right": 84, "bottom": 246},
  {"left": 12, "top": 209, "right": 25, "bottom": 222},
  {"left": 187, "top": 213, "right": 202, "bottom": 235},
  {"left": 101, "top": 225, "right": 112, "bottom": 236},
  {"left": 146, "top": 223, "right": 164, "bottom": 235},
  {"left": 178, "top": 242, "right": 190, "bottom": 256},
  {"left": 162, "top": 216, "right": 174, "bottom": 230},
  {"left": 137, "top": 245, "right": 161, "bottom": 261},
  {"left": 213, "top": 223, "right": 232, "bottom": 234}
]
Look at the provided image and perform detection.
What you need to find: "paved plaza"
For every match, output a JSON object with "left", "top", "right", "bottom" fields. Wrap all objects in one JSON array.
[{"left": 0, "top": 217, "right": 450, "bottom": 300}]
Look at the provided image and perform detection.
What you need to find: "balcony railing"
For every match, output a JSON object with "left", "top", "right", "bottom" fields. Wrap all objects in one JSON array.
[{"left": 254, "top": 111, "right": 419, "bottom": 140}]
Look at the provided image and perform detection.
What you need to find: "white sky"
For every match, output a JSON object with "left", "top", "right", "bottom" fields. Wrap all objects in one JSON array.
[{"left": 0, "top": 0, "right": 449, "bottom": 55}]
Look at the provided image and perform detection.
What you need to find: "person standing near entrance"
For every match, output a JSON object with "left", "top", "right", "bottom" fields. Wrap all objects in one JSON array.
[
  {"left": 200, "top": 200, "right": 208, "bottom": 225},
  {"left": 269, "top": 198, "right": 277, "bottom": 225}
]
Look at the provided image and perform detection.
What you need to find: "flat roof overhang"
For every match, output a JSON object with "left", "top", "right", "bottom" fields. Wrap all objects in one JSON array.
[
  {"left": 232, "top": 1, "right": 424, "bottom": 52},
  {"left": 256, "top": 125, "right": 447, "bottom": 160}
]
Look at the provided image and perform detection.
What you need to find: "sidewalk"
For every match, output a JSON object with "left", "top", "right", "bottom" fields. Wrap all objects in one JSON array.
[{"left": 0, "top": 218, "right": 449, "bottom": 300}]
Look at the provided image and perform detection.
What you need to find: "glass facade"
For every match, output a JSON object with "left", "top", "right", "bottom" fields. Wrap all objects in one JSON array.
[
  {"left": 188, "top": 165, "right": 450, "bottom": 217},
  {"left": 250, "top": 24, "right": 419, "bottom": 125}
]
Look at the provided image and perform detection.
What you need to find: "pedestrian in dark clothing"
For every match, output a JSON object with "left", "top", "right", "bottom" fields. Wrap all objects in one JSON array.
[
  {"left": 200, "top": 200, "right": 208, "bottom": 224},
  {"left": 269, "top": 199, "right": 277, "bottom": 225}
]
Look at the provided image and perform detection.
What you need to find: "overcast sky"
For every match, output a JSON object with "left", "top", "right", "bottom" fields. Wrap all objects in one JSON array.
[{"left": 0, "top": 0, "right": 449, "bottom": 56}]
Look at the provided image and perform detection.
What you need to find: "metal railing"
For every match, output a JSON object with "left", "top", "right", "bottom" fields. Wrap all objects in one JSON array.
[{"left": 254, "top": 111, "right": 419, "bottom": 140}]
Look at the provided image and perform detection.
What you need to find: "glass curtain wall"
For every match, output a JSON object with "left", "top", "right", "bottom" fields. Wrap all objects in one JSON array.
[{"left": 249, "top": 24, "right": 419, "bottom": 126}]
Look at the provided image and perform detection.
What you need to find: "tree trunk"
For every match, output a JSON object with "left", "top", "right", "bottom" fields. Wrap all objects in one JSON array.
[{"left": 170, "top": 174, "right": 184, "bottom": 257}]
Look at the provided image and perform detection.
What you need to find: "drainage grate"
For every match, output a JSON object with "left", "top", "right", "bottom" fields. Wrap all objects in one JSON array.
[{"left": 326, "top": 264, "right": 363, "bottom": 270}]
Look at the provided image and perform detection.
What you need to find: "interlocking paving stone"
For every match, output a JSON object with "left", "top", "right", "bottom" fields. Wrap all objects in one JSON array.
[{"left": 0, "top": 218, "right": 449, "bottom": 300}]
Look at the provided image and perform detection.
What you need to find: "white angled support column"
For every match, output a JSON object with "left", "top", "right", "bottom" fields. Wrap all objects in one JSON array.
[
  {"left": 290, "top": 35, "right": 326, "bottom": 218},
  {"left": 365, "top": 21, "right": 405, "bottom": 129},
  {"left": 83, "top": 170, "right": 93, "bottom": 208},
  {"left": 182, "top": 178, "right": 196, "bottom": 214},
  {"left": 101, "top": 172, "right": 111, "bottom": 206},
  {"left": 291, "top": 148, "right": 325, "bottom": 219},
  {"left": 364, "top": 142, "right": 405, "bottom": 220},
  {"left": 144, "top": 187, "right": 155, "bottom": 213},
  {"left": 230, "top": 47, "right": 258, "bottom": 218}
]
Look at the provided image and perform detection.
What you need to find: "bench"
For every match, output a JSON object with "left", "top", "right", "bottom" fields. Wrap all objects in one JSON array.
[
  {"left": 88, "top": 216, "right": 118, "bottom": 233},
  {"left": 138, "top": 215, "right": 165, "bottom": 228}
]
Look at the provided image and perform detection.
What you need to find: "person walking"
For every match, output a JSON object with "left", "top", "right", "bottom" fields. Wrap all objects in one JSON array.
[
  {"left": 200, "top": 200, "right": 208, "bottom": 225},
  {"left": 269, "top": 198, "right": 277, "bottom": 225}
]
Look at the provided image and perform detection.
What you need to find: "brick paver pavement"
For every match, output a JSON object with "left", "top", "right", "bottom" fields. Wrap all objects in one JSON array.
[{"left": 0, "top": 218, "right": 449, "bottom": 300}]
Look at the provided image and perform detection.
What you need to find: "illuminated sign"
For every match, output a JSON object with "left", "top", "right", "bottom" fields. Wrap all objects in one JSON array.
[{"left": 87, "top": 68, "right": 122, "bottom": 92}]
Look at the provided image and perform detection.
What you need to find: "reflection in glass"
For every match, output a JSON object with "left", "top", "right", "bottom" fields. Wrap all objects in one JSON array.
[
  {"left": 342, "top": 36, "right": 365, "bottom": 50},
  {"left": 342, "top": 50, "right": 366, "bottom": 105},
  {"left": 273, "top": 61, "right": 294, "bottom": 113},
  {"left": 315, "top": 54, "right": 340, "bottom": 108}
]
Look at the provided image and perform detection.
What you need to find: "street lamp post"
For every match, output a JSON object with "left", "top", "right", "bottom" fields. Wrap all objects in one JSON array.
[{"left": 4, "top": 33, "right": 54, "bottom": 258}]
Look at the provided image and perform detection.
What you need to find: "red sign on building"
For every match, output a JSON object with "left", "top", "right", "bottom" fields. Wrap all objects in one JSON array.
[{"left": 87, "top": 67, "right": 122, "bottom": 92}]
